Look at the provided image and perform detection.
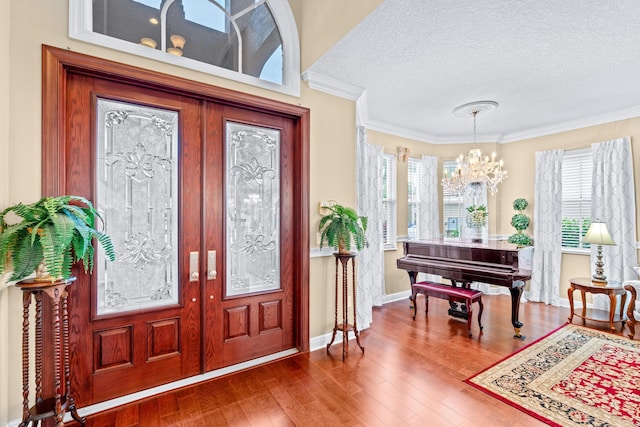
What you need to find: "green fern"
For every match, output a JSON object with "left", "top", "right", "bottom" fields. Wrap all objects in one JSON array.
[
  {"left": 0, "top": 195, "right": 115, "bottom": 281},
  {"left": 319, "top": 203, "right": 368, "bottom": 253}
]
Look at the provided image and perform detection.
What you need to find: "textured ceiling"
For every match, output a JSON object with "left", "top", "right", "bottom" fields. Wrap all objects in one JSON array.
[{"left": 304, "top": 0, "right": 640, "bottom": 143}]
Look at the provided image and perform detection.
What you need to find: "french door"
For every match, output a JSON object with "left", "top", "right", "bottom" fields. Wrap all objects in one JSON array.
[{"left": 42, "top": 46, "right": 309, "bottom": 406}]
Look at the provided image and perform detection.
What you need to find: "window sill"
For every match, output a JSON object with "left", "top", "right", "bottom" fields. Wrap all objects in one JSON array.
[{"left": 562, "top": 248, "right": 590, "bottom": 255}]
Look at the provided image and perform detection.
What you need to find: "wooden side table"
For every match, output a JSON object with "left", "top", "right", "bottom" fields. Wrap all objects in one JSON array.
[
  {"left": 568, "top": 277, "right": 627, "bottom": 332},
  {"left": 17, "top": 277, "right": 85, "bottom": 427},
  {"left": 326, "top": 253, "right": 364, "bottom": 360}
]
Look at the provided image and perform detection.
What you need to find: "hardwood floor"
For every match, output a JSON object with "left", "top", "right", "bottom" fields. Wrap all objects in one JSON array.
[{"left": 70, "top": 294, "right": 621, "bottom": 426}]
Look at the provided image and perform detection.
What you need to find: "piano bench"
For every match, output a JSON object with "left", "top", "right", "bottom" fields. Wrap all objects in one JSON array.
[{"left": 409, "top": 281, "right": 484, "bottom": 337}]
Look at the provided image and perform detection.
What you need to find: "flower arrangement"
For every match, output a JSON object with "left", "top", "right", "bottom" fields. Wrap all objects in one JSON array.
[{"left": 466, "top": 205, "right": 488, "bottom": 229}]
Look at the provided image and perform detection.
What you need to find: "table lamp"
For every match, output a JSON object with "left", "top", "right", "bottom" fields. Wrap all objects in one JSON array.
[{"left": 582, "top": 222, "right": 616, "bottom": 283}]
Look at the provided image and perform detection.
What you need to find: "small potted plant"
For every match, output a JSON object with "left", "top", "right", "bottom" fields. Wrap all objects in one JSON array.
[
  {"left": 508, "top": 198, "right": 533, "bottom": 247},
  {"left": 0, "top": 195, "right": 115, "bottom": 282},
  {"left": 319, "top": 203, "right": 367, "bottom": 254}
]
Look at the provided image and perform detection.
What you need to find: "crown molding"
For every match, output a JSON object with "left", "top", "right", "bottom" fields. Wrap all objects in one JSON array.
[
  {"left": 302, "top": 71, "right": 640, "bottom": 144},
  {"left": 301, "top": 71, "right": 364, "bottom": 101},
  {"left": 364, "top": 118, "right": 436, "bottom": 143},
  {"left": 499, "top": 105, "right": 640, "bottom": 143}
]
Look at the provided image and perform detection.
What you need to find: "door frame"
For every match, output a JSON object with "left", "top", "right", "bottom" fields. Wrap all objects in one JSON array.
[{"left": 41, "top": 45, "right": 309, "bottom": 392}]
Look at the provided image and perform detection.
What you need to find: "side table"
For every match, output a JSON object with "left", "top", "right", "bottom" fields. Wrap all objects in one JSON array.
[
  {"left": 17, "top": 277, "right": 85, "bottom": 427},
  {"left": 568, "top": 277, "right": 627, "bottom": 332},
  {"left": 326, "top": 253, "right": 364, "bottom": 360}
]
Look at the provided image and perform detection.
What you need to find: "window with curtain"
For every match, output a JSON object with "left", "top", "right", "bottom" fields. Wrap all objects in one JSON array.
[
  {"left": 382, "top": 154, "right": 397, "bottom": 248},
  {"left": 561, "top": 149, "right": 592, "bottom": 250},
  {"left": 407, "top": 158, "right": 423, "bottom": 240},
  {"left": 442, "top": 160, "right": 462, "bottom": 238}
]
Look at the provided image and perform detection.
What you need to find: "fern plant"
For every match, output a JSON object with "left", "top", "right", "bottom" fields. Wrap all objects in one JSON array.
[
  {"left": 319, "top": 203, "right": 367, "bottom": 254},
  {"left": 0, "top": 195, "right": 115, "bottom": 281}
]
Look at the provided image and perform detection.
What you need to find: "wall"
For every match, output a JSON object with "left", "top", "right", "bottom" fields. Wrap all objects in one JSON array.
[{"left": 0, "top": 1, "right": 11, "bottom": 424}]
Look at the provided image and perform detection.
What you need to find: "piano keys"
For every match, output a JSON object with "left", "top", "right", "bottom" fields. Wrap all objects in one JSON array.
[{"left": 397, "top": 239, "right": 533, "bottom": 339}]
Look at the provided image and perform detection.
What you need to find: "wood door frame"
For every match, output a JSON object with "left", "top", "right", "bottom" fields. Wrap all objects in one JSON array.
[{"left": 41, "top": 45, "right": 310, "bottom": 386}]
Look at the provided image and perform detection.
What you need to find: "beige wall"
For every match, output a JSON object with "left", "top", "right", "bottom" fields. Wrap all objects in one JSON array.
[{"left": 1, "top": 1, "right": 10, "bottom": 424}]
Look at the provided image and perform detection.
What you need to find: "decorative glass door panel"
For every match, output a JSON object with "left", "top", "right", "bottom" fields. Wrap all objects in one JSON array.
[
  {"left": 96, "top": 99, "right": 179, "bottom": 315},
  {"left": 226, "top": 122, "right": 280, "bottom": 297}
]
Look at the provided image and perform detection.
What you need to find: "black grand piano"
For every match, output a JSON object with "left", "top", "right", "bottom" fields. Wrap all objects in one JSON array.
[{"left": 397, "top": 239, "right": 532, "bottom": 339}]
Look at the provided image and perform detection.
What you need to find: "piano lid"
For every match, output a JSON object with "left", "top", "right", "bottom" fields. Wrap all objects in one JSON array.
[{"left": 400, "top": 239, "right": 531, "bottom": 272}]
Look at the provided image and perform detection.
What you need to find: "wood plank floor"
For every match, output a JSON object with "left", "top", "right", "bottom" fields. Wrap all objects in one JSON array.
[{"left": 69, "top": 294, "right": 625, "bottom": 426}]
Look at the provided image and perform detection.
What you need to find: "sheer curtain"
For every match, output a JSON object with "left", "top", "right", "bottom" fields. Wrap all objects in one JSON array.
[
  {"left": 528, "top": 149, "right": 563, "bottom": 306},
  {"left": 419, "top": 155, "right": 440, "bottom": 240},
  {"left": 356, "top": 125, "right": 385, "bottom": 330},
  {"left": 591, "top": 137, "right": 637, "bottom": 309}
]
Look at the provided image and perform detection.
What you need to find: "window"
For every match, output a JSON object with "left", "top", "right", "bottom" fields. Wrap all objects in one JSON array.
[
  {"left": 562, "top": 150, "right": 592, "bottom": 250},
  {"left": 407, "top": 158, "right": 423, "bottom": 240},
  {"left": 382, "top": 154, "right": 397, "bottom": 248},
  {"left": 442, "top": 160, "right": 463, "bottom": 238},
  {"left": 69, "top": 0, "right": 300, "bottom": 96}
]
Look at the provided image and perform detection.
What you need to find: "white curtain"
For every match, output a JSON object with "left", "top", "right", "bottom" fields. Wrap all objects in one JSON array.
[
  {"left": 528, "top": 149, "right": 563, "bottom": 306},
  {"left": 591, "top": 137, "right": 637, "bottom": 309},
  {"left": 356, "top": 125, "right": 385, "bottom": 330},
  {"left": 419, "top": 155, "right": 440, "bottom": 240}
]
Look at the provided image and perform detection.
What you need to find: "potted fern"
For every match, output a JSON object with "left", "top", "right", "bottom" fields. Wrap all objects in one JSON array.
[
  {"left": 0, "top": 195, "right": 115, "bottom": 282},
  {"left": 319, "top": 203, "right": 367, "bottom": 254}
]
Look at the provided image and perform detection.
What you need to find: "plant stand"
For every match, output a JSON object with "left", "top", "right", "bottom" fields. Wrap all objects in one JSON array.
[
  {"left": 17, "top": 277, "right": 85, "bottom": 427},
  {"left": 326, "top": 253, "right": 364, "bottom": 360}
]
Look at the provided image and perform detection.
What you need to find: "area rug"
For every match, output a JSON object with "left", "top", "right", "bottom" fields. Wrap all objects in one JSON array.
[{"left": 465, "top": 323, "right": 640, "bottom": 426}]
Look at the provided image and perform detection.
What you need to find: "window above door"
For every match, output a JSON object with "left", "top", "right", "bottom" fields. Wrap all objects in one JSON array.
[{"left": 69, "top": 0, "right": 300, "bottom": 96}]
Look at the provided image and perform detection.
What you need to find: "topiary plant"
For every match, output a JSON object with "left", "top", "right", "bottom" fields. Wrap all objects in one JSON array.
[{"left": 508, "top": 198, "right": 532, "bottom": 247}]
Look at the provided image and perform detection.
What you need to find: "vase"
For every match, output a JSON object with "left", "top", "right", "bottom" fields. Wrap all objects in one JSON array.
[{"left": 470, "top": 227, "right": 483, "bottom": 243}]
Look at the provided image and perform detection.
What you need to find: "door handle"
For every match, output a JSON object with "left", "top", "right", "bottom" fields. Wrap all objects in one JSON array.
[
  {"left": 207, "top": 250, "right": 217, "bottom": 280},
  {"left": 189, "top": 251, "right": 199, "bottom": 282}
]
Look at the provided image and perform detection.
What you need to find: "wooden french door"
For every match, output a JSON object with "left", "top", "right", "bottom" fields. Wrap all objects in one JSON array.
[
  {"left": 202, "top": 105, "right": 296, "bottom": 370},
  {"left": 42, "top": 46, "right": 309, "bottom": 406}
]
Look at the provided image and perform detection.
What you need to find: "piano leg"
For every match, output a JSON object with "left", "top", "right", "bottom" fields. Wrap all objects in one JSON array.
[
  {"left": 408, "top": 271, "right": 418, "bottom": 310},
  {"left": 509, "top": 284, "right": 525, "bottom": 340}
]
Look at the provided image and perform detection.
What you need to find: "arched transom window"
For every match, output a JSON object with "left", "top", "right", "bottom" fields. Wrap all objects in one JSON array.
[{"left": 70, "top": 0, "right": 300, "bottom": 96}]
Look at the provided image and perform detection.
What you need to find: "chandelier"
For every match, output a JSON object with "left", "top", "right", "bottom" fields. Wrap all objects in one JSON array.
[{"left": 441, "top": 101, "right": 507, "bottom": 195}]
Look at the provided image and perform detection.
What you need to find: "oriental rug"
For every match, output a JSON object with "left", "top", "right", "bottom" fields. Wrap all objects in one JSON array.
[{"left": 465, "top": 323, "right": 640, "bottom": 427}]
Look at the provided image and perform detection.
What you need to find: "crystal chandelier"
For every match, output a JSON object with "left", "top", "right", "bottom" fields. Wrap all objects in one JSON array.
[{"left": 441, "top": 101, "right": 507, "bottom": 195}]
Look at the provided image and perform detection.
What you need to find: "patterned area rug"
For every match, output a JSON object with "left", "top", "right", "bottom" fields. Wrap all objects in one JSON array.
[{"left": 465, "top": 323, "right": 640, "bottom": 426}]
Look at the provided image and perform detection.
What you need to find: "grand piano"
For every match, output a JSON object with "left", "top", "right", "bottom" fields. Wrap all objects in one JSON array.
[{"left": 397, "top": 239, "right": 533, "bottom": 339}]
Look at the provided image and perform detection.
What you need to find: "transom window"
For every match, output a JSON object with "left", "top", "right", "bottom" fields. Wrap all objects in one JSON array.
[
  {"left": 70, "top": 0, "right": 300, "bottom": 96},
  {"left": 561, "top": 149, "right": 592, "bottom": 250}
]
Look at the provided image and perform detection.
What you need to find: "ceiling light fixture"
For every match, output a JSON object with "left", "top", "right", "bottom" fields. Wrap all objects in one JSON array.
[
  {"left": 167, "top": 35, "right": 186, "bottom": 56},
  {"left": 441, "top": 101, "right": 507, "bottom": 196},
  {"left": 139, "top": 37, "right": 157, "bottom": 49}
]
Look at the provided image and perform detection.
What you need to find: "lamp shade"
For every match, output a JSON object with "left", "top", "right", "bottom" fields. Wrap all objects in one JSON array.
[{"left": 582, "top": 222, "right": 616, "bottom": 246}]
